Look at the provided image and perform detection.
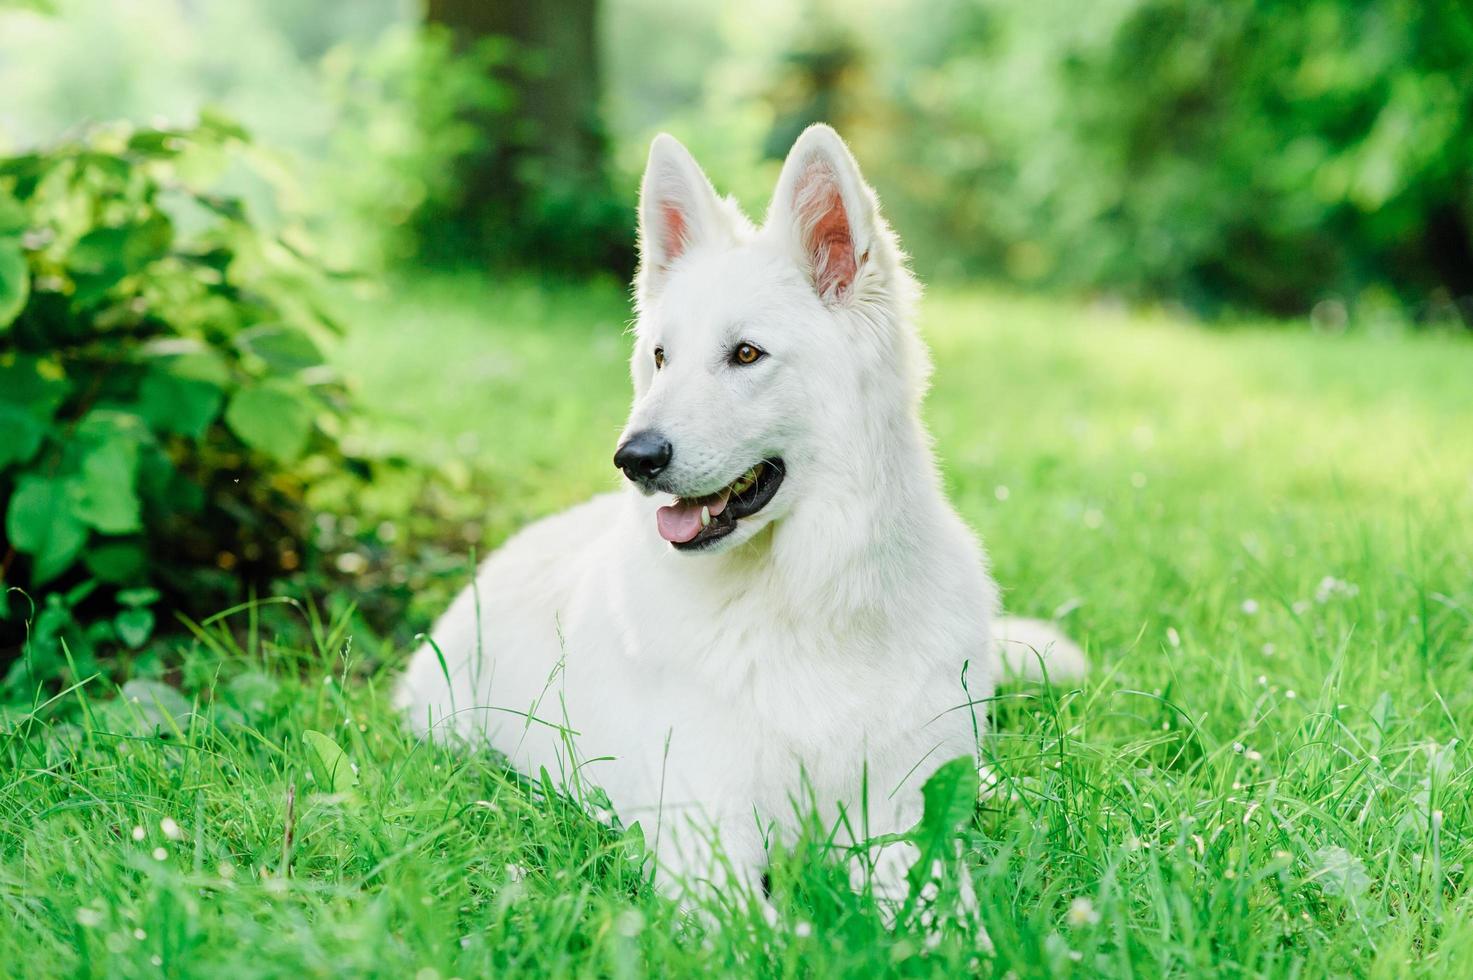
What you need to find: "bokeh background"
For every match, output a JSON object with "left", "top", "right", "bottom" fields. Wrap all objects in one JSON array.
[
  {"left": 3, "top": 0, "right": 1473, "bottom": 695},
  {"left": 4, "top": 3, "right": 1473, "bottom": 975},
  {"left": 4, "top": 0, "right": 1471, "bottom": 323}
]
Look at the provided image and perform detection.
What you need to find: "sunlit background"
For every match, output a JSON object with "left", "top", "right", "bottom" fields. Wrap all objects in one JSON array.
[
  {"left": 4, "top": 3, "right": 1473, "bottom": 975},
  {"left": 4, "top": 0, "right": 1470, "bottom": 324}
]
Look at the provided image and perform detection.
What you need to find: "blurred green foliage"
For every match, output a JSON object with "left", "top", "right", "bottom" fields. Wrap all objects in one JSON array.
[
  {"left": 0, "top": 117, "right": 362, "bottom": 695},
  {"left": 318, "top": 24, "right": 517, "bottom": 267},
  {"left": 608, "top": 0, "right": 1473, "bottom": 322},
  {"left": 872, "top": 0, "right": 1473, "bottom": 319},
  {"left": 5, "top": 0, "right": 1472, "bottom": 319}
]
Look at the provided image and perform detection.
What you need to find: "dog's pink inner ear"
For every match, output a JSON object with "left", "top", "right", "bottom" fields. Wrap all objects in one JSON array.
[
  {"left": 795, "top": 164, "right": 858, "bottom": 303},
  {"left": 658, "top": 201, "right": 688, "bottom": 266}
]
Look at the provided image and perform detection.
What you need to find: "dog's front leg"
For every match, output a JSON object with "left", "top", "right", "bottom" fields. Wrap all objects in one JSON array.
[
  {"left": 652, "top": 810, "right": 769, "bottom": 917},
  {"left": 853, "top": 838, "right": 989, "bottom": 949},
  {"left": 850, "top": 838, "right": 918, "bottom": 915}
]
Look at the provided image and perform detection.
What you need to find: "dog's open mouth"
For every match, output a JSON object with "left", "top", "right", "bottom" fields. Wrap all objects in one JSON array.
[{"left": 656, "top": 458, "right": 785, "bottom": 550}]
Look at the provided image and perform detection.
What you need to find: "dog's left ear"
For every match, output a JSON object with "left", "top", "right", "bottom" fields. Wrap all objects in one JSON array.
[
  {"left": 637, "top": 133, "right": 728, "bottom": 304},
  {"left": 768, "top": 125, "right": 879, "bottom": 306}
]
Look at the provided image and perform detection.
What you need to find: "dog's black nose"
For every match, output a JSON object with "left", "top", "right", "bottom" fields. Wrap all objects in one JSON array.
[{"left": 614, "top": 430, "right": 673, "bottom": 481}]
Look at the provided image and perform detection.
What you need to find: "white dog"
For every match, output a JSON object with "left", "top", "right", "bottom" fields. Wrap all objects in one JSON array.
[{"left": 397, "top": 125, "right": 1086, "bottom": 909}]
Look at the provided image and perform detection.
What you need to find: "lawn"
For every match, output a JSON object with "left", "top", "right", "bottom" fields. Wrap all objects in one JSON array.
[{"left": 5, "top": 275, "right": 1473, "bottom": 977}]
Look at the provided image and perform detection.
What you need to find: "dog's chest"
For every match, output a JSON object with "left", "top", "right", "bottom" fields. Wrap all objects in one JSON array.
[{"left": 597, "top": 594, "right": 975, "bottom": 810}]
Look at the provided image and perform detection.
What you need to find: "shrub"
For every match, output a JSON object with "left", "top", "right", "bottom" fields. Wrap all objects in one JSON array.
[
  {"left": 858, "top": 0, "right": 1473, "bottom": 319},
  {"left": 0, "top": 114, "right": 356, "bottom": 695}
]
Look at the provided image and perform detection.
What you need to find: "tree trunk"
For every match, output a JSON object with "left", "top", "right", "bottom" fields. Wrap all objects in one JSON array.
[
  {"left": 1425, "top": 201, "right": 1473, "bottom": 329},
  {"left": 424, "top": 0, "right": 617, "bottom": 269}
]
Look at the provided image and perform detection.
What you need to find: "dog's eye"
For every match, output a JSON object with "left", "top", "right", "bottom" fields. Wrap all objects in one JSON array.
[
  {"left": 653, "top": 347, "right": 665, "bottom": 370},
  {"left": 732, "top": 343, "right": 764, "bottom": 366}
]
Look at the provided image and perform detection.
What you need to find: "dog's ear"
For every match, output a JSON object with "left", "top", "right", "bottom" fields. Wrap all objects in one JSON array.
[
  {"left": 769, "top": 125, "right": 878, "bottom": 306},
  {"left": 637, "top": 134, "right": 726, "bottom": 301}
]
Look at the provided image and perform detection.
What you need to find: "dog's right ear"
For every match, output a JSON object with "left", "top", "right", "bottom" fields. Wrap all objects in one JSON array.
[{"left": 637, "top": 134, "right": 725, "bottom": 302}]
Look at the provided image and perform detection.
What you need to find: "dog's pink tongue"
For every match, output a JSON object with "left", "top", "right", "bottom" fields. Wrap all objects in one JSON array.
[
  {"left": 656, "top": 503, "right": 703, "bottom": 543},
  {"left": 655, "top": 492, "right": 728, "bottom": 544}
]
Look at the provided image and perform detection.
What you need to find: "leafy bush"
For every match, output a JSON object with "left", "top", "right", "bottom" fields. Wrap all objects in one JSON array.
[
  {"left": 856, "top": 0, "right": 1473, "bottom": 319},
  {"left": 0, "top": 115, "right": 357, "bottom": 694}
]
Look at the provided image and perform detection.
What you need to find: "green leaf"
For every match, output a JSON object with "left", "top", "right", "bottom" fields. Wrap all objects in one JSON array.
[
  {"left": 0, "top": 402, "right": 45, "bottom": 469},
  {"left": 71, "top": 436, "right": 142, "bottom": 534},
  {"left": 84, "top": 541, "right": 146, "bottom": 584},
  {"left": 136, "top": 369, "right": 224, "bottom": 439},
  {"left": 302, "top": 730, "right": 359, "bottom": 794},
  {"left": 224, "top": 670, "right": 280, "bottom": 716},
  {"left": 6, "top": 475, "right": 88, "bottom": 585},
  {"left": 197, "top": 106, "right": 251, "bottom": 142},
  {"left": 68, "top": 215, "right": 172, "bottom": 305},
  {"left": 114, "top": 607, "right": 155, "bottom": 649},
  {"left": 139, "top": 342, "right": 231, "bottom": 386},
  {"left": 0, "top": 189, "right": 26, "bottom": 236},
  {"left": 0, "top": 237, "right": 28, "bottom": 329},
  {"left": 235, "top": 324, "right": 324, "bottom": 374},
  {"left": 225, "top": 380, "right": 314, "bottom": 462},
  {"left": 906, "top": 756, "right": 980, "bottom": 889},
  {"left": 0, "top": 355, "right": 69, "bottom": 414},
  {"left": 116, "top": 587, "right": 160, "bottom": 607},
  {"left": 118, "top": 679, "right": 193, "bottom": 733}
]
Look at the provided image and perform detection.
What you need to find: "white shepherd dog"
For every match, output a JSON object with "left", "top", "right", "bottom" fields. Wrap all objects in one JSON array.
[{"left": 397, "top": 125, "right": 1086, "bottom": 909}]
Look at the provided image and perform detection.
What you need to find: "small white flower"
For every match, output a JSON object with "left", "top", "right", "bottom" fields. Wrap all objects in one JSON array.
[
  {"left": 160, "top": 817, "right": 182, "bottom": 841},
  {"left": 1315, "top": 576, "right": 1359, "bottom": 603},
  {"left": 134, "top": 928, "right": 147, "bottom": 941},
  {"left": 1233, "top": 742, "right": 1245, "bottom": 754},
  {"left": 1262, "top": 643, "right": 1276, "bottom": 657},
  {"left": 505, "top": 864, "right": 528, "bottom": 882},
  {"left": 152, "top": 847, "right": 168, "bottom": 861},
  {"left": 75, "top": 908, "right": 104, "bottom": 927},
  {"left": 1241, "top": 599, "right": 1259, "bottom": 615},
  {"left": 795, "top": 921, "right": 813, "bottom": 938},
  {"left": 1166, "top": 627, "right": 1181, "bottom": 648},
  {"left": 1066, "top": 897, "right": 1099, "bottom": 926},
  {"left": 994, "top": 485, "right": 1010, "bottom": 501},
  {"left": 1285, "top": 690, "right": 1297, "bottom": 700},
  {"left": 131, "top": 826, "right": 145, "bottom": 841}
]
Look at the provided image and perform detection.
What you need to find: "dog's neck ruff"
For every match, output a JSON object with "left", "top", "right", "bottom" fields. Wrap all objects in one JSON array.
[{"left": 696, "top": 415, "right": 944, "bottom": 627}]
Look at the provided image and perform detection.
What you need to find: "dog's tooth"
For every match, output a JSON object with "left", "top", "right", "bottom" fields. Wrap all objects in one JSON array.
[{"left": 700, "top": 505, "right": 711, "bottom": 528}]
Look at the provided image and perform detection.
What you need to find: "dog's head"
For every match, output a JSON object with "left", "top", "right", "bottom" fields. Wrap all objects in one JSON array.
[{"left": 615, "top": 125, "right": 926, "bottom": 554}]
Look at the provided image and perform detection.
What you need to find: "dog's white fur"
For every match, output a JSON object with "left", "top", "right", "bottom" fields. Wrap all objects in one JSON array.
[{"left": 397, "top": 125, "right": 1085, "bottom": 906}]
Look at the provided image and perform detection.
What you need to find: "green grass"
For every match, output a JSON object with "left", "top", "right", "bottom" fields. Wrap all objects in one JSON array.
[{"left": 5, "top": 275, "right": 1473, "bottom": 977}]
